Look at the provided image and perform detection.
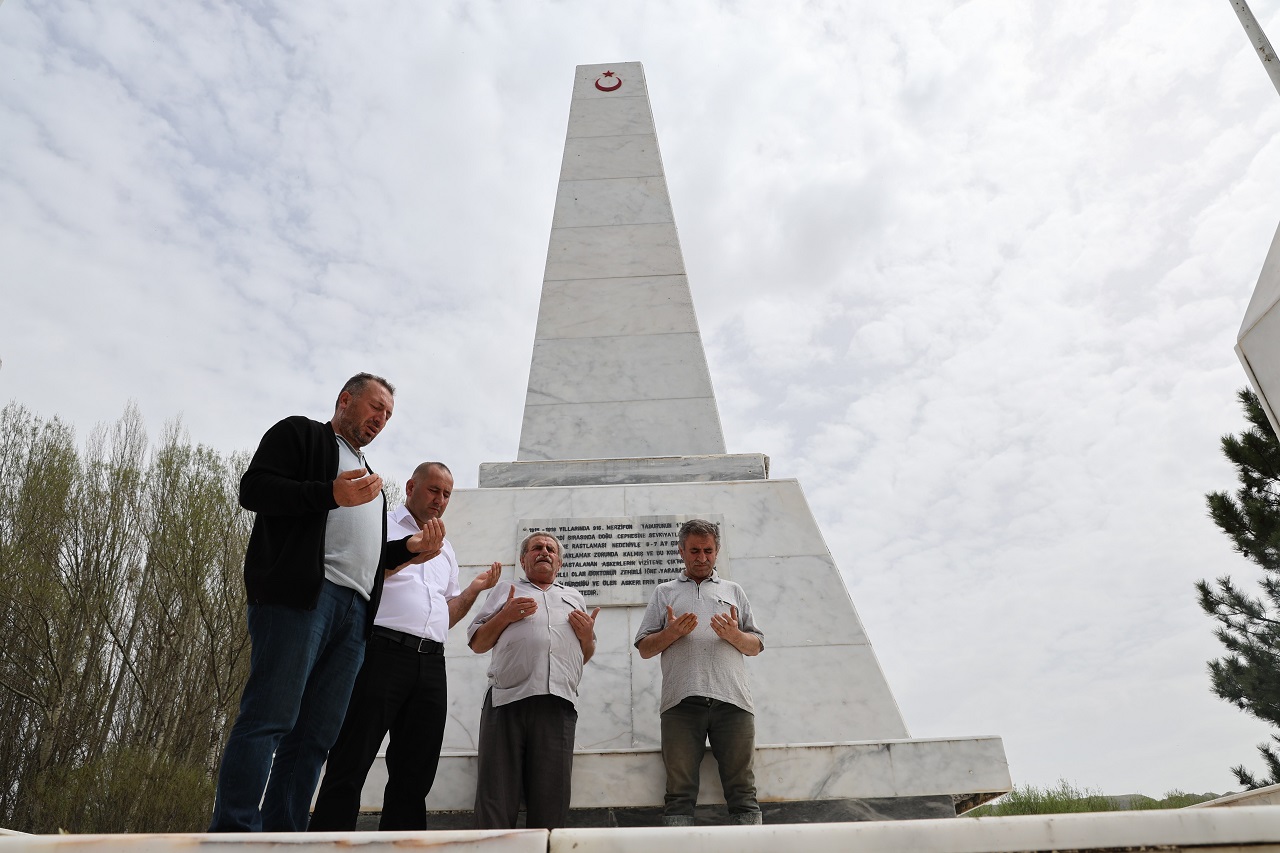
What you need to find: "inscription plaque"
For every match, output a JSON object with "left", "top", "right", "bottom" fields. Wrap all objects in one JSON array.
[{"left": 517, "top": 514, "right": 726, "bottom": 606}]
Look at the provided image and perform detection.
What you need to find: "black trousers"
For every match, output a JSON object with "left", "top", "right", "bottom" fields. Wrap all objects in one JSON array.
[
  {"left": 308, "top": 633, "right": 448, "bottom": 831},
  {"left": 473, "top": 690, "right": 577, "bottom": 829}
]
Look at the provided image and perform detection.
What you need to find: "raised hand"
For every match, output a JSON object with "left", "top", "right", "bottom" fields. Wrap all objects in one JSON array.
[
  {"left": 634, "top": 603, "right": 700, "bottom": 660},
  {"left": 711, "top": 604, "right": 740, "bottom": 640},
  {"left": 569, "top": 607, "right": 601, "bottom": 642},
  {"left": 500, "top": 585, "right": 538, "bottom": 623},
  {"left": 469, "top": 561, "right": 502, "bottom": 594},
  {"left": 333, "top": 468, "right": 383, "bottom": 507},
  {"left": 710, "top": 604, "right": 762, "bottom": 656},
  {"left": 406, "top": 517, "right": 445, "bottom": 563},
  {"left": 666, "top": 604, "right": 698, "bottom": 638}
]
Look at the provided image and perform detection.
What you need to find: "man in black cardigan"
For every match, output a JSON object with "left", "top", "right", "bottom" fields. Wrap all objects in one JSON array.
[{"left": 209, "top": 373, "right": 444, "bottom": 833}]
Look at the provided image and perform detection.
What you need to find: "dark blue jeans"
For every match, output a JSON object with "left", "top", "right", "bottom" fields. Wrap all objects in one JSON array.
[
  {"left": 209, "top": 581, "right": 368, "bottom": 832},
  {"left": 660, "top": 696, "right": 760, "bottom": 817}
]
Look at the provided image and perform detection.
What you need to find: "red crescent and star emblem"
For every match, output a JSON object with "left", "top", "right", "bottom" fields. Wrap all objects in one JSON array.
[{"left": 594, "top": 70, "right": 622, "bottom": 92}]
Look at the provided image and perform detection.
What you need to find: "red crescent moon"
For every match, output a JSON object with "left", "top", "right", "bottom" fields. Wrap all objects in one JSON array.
[{"left": 595, "top": 75, "right": 622, "bottom": 92}]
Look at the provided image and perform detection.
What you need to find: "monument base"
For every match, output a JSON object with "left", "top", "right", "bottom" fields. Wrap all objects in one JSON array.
[
  {"left": 346, "top": 739, "right": 1010, "bottom": 821},
  {"left": 351, "top": 795, "right": 959, "bottom": 830}
]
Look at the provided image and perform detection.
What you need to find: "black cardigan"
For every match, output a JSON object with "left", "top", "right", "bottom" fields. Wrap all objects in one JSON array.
[{"left": 238, "top": 415, "right": 411, "bottom": 634}]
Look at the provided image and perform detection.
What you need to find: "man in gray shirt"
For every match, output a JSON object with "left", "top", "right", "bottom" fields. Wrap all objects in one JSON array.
[
  {"left": 635, "top": 519, "right": 764, "bottom": 826},
  {"left": 467, "top": 531, "right": 599, "bottom": 829}
]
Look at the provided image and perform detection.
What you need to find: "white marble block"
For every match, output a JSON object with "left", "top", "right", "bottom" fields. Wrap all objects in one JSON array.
[
  {"left": 1238, "top": 220, "right": 1280, "bottom": 434},
  {"left": 477, "top": 454, "right": 769, "bottom": 488}
]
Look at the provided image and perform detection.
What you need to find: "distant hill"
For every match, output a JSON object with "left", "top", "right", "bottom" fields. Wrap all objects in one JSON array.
[
  {"left": 967, "top": 782, "right": 1224, "bottom": 817},
  {"left": 1106, "top": 792, "right": 1221, "bottom": 810}
]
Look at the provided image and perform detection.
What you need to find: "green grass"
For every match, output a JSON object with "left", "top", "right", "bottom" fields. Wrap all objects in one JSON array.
[{"left": 965, "top": 781, "right": 1219, "bottom": 817}]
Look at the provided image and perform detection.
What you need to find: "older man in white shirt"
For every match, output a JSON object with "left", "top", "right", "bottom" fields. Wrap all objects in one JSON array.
[
  {"left": 309, "top": 462, "right": 499, "bottom": 831},
  {"left": 467, "top": 531, "right": 599, "bottom": 830}
]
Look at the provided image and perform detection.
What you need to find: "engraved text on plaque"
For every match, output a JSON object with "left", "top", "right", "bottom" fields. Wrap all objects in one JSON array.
[{"left": 516, "top": 514, "right": 727, "bottom": 606}]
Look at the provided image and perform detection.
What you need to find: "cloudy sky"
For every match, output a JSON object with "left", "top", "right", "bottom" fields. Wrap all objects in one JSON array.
[{"left": 4, "top": 0, "right": 1280, "bottom": 798}]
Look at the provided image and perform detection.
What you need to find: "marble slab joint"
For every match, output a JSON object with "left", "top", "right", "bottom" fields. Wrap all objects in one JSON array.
[{"left": 479, "top": 454, "right": 769, "bottom": 487}]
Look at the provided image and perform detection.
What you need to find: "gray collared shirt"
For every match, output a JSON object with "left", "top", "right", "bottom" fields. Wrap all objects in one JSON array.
[
  {"left": 634, "top": 570, "right": 764, "bottom": 714},
  {"left": 468, "top": 577, "right": 591, "bottom": 708}
]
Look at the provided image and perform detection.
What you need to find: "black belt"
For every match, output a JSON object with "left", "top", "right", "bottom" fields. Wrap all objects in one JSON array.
[{"left": 372, "top": 626, "right": 444, "bottom": 654}]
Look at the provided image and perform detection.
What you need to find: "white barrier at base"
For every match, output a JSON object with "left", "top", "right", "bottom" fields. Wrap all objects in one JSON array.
[
  {"left": 6, "top": 808, "right": 1280, "bottom": 852},
  {"left": 0, "top": 829, "right": 544, "bottom": 852},
  {"left": 554, "top": 807, "right": 1280, "bottom": 853}
]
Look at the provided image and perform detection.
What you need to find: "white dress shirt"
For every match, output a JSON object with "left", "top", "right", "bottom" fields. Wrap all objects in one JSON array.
[{"left": 375, "top": 504, "right": 460, "bottom": 642}]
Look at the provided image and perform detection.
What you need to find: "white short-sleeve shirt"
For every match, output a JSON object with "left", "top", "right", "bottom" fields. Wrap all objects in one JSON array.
[{"left": 467, "top": 577, "right": 590, "bottom": 708}]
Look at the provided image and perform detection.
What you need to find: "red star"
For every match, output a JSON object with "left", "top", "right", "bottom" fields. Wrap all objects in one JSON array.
[{"left": 602, "top": 71, "right": 615, "bottom": 77}]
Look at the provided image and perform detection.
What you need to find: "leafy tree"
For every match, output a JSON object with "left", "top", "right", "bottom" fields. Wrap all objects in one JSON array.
[
  {"left": 1202, "top": 388, "right": 1280, "bottom": 789},
  {"left": 0, "top": 402, "right": 251, "bottom": 832}
]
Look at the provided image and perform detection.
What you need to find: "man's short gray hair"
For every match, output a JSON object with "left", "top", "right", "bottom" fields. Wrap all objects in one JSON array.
[
  {"left": 519, "top": 531, "right": 563, "bottom": 558},
  {"left": 678, "top": 518, "right": 721, "bottom": 548},
  {"left": 335, "top": 372, "right": 395, "bottom": 410},
  {"left": 411, "top": 461, "right": 452, "bottom": 480}
]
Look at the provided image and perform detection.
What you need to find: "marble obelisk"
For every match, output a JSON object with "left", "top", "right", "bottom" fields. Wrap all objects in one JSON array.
[
  {"left": 517, "top": 65, "right": 724, "bottom": 461},
  {"left": 352, "top": 63, "right": 1010, "bottom": 825}
]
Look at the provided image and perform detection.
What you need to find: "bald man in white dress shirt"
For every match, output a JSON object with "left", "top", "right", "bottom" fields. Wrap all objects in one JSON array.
[{"left": 310, "top": 462, "right": 499, "bottom": 831}]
